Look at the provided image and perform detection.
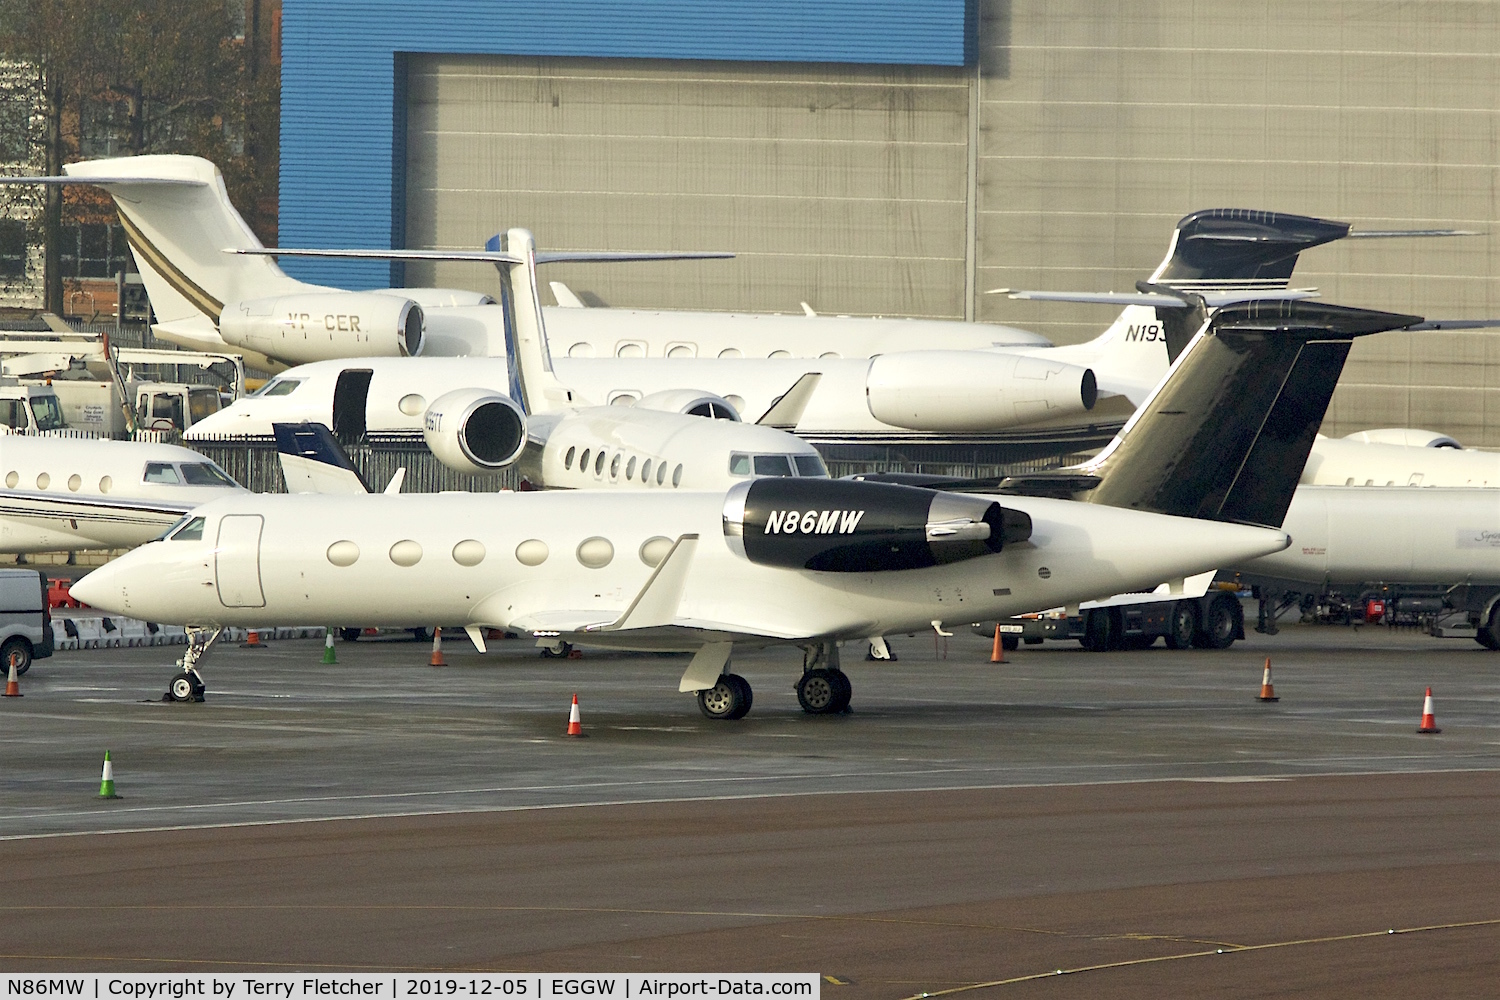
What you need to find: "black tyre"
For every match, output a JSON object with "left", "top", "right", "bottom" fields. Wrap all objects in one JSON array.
[
  {"left": 1164, "top": 601, "right": 1198, "bottom": 650},
  {"left": 1001, "top": 635, "right": 1020, "bottom": 652},
  {"left": 338, "top": 627, "right": 361, "bottom": 642},
  {"left": 539, "top": 641, "right": 573, "bottom": 659},
  {"left": 408, "top": 627, "right": 433, "bottom": 642},
  {"left": 1477, "top": 625, "right": 1500, "bottom": 650},
  {"left": 168, "top": 672, "right": 199, "bottom": 701},
  {"left": 1081, "top": 609, "right": 1118, "bottom": 652},
  {"left": 697, "top": 674, "right": 749, "bottom": 720},
  {"left": 725, "top": 673, "right": 753, "bottom": 719},
  {"left": 1197, "top": 595, "right": 1240, "bottom": 650},
  {"left": 796, "top": 668, "right": 840, "bottom": 714},
  {"left": 828, "top": 669, "right": 852, "bottom": 713},
  {"left": 2, "top": 636, "right": 32, "bottom": 677}
]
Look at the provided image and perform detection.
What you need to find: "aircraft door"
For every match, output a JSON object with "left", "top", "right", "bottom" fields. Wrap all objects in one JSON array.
[
  {"left": 332, "top": 368, "right": 373, "bottom": 445},
  {"left": 215, "top": 514, "right": 266, "bottom": 608}
]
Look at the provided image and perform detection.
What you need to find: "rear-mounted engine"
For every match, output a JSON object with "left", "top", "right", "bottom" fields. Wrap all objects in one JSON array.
[{"left": 722, "top": 478, "right": 1031, "bottom": 572}]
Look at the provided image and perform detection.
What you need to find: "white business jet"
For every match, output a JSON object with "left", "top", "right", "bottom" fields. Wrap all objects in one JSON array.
[
  {"left": 71, "top": 298, "right": 1423, "bottom": 716},
  {"left": 0, "top": 434, "right": 244, "bottom": 553}
]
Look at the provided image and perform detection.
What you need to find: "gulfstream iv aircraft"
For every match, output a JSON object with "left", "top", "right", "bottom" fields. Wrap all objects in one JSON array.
[
  {"left": 0, "top": 435, "right": 244, "bottom": 553},
  {"left": 229, "top": 228, "right": 831, "bottom": 491},
  {"left": 72, "top": 299, "right": 1420, "bottom": 717}
]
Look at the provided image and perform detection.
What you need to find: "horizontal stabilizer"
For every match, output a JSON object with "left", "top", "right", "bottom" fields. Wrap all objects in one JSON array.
[
  {"left": 992, "top": 288, "right": 1318, "bottom": 308},
  {"left": 272, "top": 422, "right": 370, "bottom": 494},
  {"left": 234, "top": 246, "right": 733, "bottom": 265},
  {"left": 0, "top": 175, "right": 203, "bottom": 186}
]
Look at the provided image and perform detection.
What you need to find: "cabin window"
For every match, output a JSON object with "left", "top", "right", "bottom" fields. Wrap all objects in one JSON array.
[
  {"left": 578, "top": 448, "right": 591, "bottom": 474},
  {"left": 656, "top": 462, "right": 668, "bottom": 486},
  {"left": 143, "top": 463, "right": 181, "bottom": 484},
  {"left": 672, "top": 464, "right": 683, "bottom": 487},
  {"left": 594, "top": 450, "right": 606, "bottom": 476},
  {"left": 171, "top": 517, "right": 206, "bottom": 542},
  {"left": 564, "top": 446, "right": 576, "bottom": 470},
  {"left": 626, "top": 456, "right": 638, "bottom": 480},
  {"left": 752, "top": 454, "right": 794, "bottom": 477},
  {"left": 610, "top": 453, "right": 621, "bottom": 479},
  {"left": 640, "top": 458, "right": 653, "bottom": 483},
  {"left": 179, "top": 463, "right": 238, "bottom": 487},
  {"left": 794, "top": 454, "right": 829, "bottom": 478}
]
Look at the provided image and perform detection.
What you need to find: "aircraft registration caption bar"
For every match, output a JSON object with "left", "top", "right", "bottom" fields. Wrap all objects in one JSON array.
[{"left": 1, "top": 976, "right": 820, "bottom": 999}]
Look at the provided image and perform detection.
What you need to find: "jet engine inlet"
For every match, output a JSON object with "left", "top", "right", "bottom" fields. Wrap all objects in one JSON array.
[
  {"left": 722, "top": 478, "right": 1030, "bottom": 572},
  {"left": 423, "top": 388, "right": 527, "bottom": 473}
]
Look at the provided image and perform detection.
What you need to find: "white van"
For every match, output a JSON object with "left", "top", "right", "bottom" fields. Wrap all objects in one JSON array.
[{"left": 1, "top": 569, "right": 54, "bottom": 675}]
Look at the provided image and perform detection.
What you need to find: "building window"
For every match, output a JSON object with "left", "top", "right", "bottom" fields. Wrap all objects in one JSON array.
[
  {"left": 0, "top": 220, "right": 26, "bottom": 279},
  {"left": 59, "top": 222, "right": 132, "bottom": 279}
]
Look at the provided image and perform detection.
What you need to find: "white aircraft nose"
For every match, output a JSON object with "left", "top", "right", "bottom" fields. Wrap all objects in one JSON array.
[{"left": 69, "top": 561, "right": 128, "bottom": 615}]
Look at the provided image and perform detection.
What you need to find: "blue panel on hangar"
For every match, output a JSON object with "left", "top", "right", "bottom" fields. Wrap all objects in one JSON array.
[{"left": 280, "top": 0, "right": 969, "bottom": 287}]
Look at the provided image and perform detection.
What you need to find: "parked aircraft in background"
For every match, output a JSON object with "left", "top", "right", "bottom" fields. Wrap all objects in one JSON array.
[
  {"left": 0, "top": 435, "right": 245, "bottom": 553},
  {"left": 72, "top": 298, "right": 1422, "bottom": 717}
]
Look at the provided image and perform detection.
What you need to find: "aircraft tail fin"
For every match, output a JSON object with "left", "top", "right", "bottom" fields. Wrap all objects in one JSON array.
[
  {"left": 272, "top": 421, "right": 371, "bottom": 494},
  {"left": 1, "top": 156, "right": 320, "bottom": 335},
  {"left": 1069, "top": 300, "right": 1422, "bottom": 529},
  {"left": 487, "top": 229, "right": 577, "bottom": 414}
]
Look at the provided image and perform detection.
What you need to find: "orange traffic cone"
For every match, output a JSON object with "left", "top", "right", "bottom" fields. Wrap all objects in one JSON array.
[
  {"left": 565, "top": 693, "right": 586, "bottom": 737},
  {"left": 429, "top": 627, "right": 446, "bottom": 667},
  {"left": 990, "top": 624, "right": 1006, "bottom": 663},
  {"left": 3, "top": 659, "right": 20, "bottom": 697},
  {"left": 239, "top": 629, "right": 266, "bottom": 649},
  {"left": 1258, "top": 658, "right": 1278, "bottom": 702},
  {"left": 1417, "top": 687, "right": 1441, "bottom": 734}
]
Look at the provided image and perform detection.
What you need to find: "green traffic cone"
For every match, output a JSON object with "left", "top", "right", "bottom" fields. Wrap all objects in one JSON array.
[
  {"left": 321, "top": 631, "right": 337, "bottom": 664},
  {"left": 98, "top": 750, "right": 120, "bottom": 799}
]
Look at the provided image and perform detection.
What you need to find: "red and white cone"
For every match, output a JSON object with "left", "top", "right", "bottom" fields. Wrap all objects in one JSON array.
[
  {"left": 1257, "top": 658, "right": 1278, "bottom": 702},
  {"left": 429, "top": 627, "right": 446, "bottom": 667},
  {"left": 3, "top": 659, "right": 20, "bottom": 697},
  {"left": 565, "top": 693, "right": 585, "bottom": 737},
  {"left": 1417, "top": 687, "right": 1441, "bottom": 734}
]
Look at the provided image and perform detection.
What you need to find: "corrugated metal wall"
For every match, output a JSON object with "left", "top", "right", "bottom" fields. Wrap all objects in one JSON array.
[
  {"left": 972, "top": 0, "right": 1500, "bottom": 444},
  {"left": 404, "top": 56, "right": 969, "bottom": 318},
  {"left": 279, "top": 0, "right": 967, "bottom": 290}
]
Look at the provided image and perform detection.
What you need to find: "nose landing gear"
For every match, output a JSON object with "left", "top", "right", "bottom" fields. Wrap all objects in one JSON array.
[{"left": 162, "top": 626, "right": 221, "bottom": 702}]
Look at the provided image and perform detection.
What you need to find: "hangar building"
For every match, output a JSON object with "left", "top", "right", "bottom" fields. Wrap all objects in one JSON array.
[{"left": 279, "top": 0, "right": 1500, "bottom": 445}]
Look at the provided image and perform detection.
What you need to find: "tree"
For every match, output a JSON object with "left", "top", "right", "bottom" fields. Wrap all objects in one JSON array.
[{"left": 0, "top": 0, "right": 278, "bottom": 312}]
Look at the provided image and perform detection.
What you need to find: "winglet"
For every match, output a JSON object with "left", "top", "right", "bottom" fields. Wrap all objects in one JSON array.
[
  {"left": 384, "top": 468, "right": 406, "bottom": 494},
  {"left": 549, "top": 281, "right": 587, "bottom": 308},
  {"left": 595, "top": 535, "right": 700, "bottom": 632},
  {"left": 756, "top": 373, "right": 822, "bottom": 428},
  {"left": 272, "top": 422, "right": 371, "bottom": 494}
]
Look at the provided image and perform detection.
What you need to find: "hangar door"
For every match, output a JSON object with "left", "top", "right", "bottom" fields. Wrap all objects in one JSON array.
[{"left": 404, "top": 55, "right": 970, "bottom": 323}]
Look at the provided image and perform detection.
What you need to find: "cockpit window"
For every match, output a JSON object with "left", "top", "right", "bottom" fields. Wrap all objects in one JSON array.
[
  {"left": 170, "top": 516, "right": 205, "bottom": 541},
  {"left": 30, "top": 395, "right": 65, "bottom": 431},
  {"left": 143, "top": 462, "right": 181, "bottom": 484},
  {"left": 180, "top": 462, "right": 238, "bottom": 487},
  {"left": 794, "top": 454, "right": 828, "bottom": 478},
  {"left": 731, "top": 452, "right": 829, "bottom": 478},
  {"left": 752, "top": 454, "right": 794, "bottom": 477},
  {"left": 255, "top": 378, "right": 303, "bottom": 397}
]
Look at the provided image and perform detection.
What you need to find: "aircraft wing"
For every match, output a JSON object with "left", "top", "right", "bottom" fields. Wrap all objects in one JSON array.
[
  {"left": 0, "top": 489, "right": 195, "bottom": 528},
  {"left": 510, "top": 610, "right": 817, "bottom": 644}
]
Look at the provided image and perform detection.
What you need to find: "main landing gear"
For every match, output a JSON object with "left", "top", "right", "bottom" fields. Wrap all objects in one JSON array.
[
  {"left": 796, "top": 642, "right": 851, "bottom": 715},
  {"left": 696, "top": 672, "right": 753, "bottom": 720},
  {"left": 163, "top": 626, "right": 221, "bottom": 702}
]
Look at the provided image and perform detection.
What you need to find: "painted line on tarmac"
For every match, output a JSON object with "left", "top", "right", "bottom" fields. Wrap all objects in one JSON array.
[
  {"left": 897, "top": 917, "right": 1500, "bottom": 997},
  {"left": 2, "top": 764, "right": 1499, "bottom": 842}
]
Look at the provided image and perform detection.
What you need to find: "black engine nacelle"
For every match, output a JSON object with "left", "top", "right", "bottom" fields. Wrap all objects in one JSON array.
[{"left": 722, "top": 478, "right": 1031, "bottom": 572}]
